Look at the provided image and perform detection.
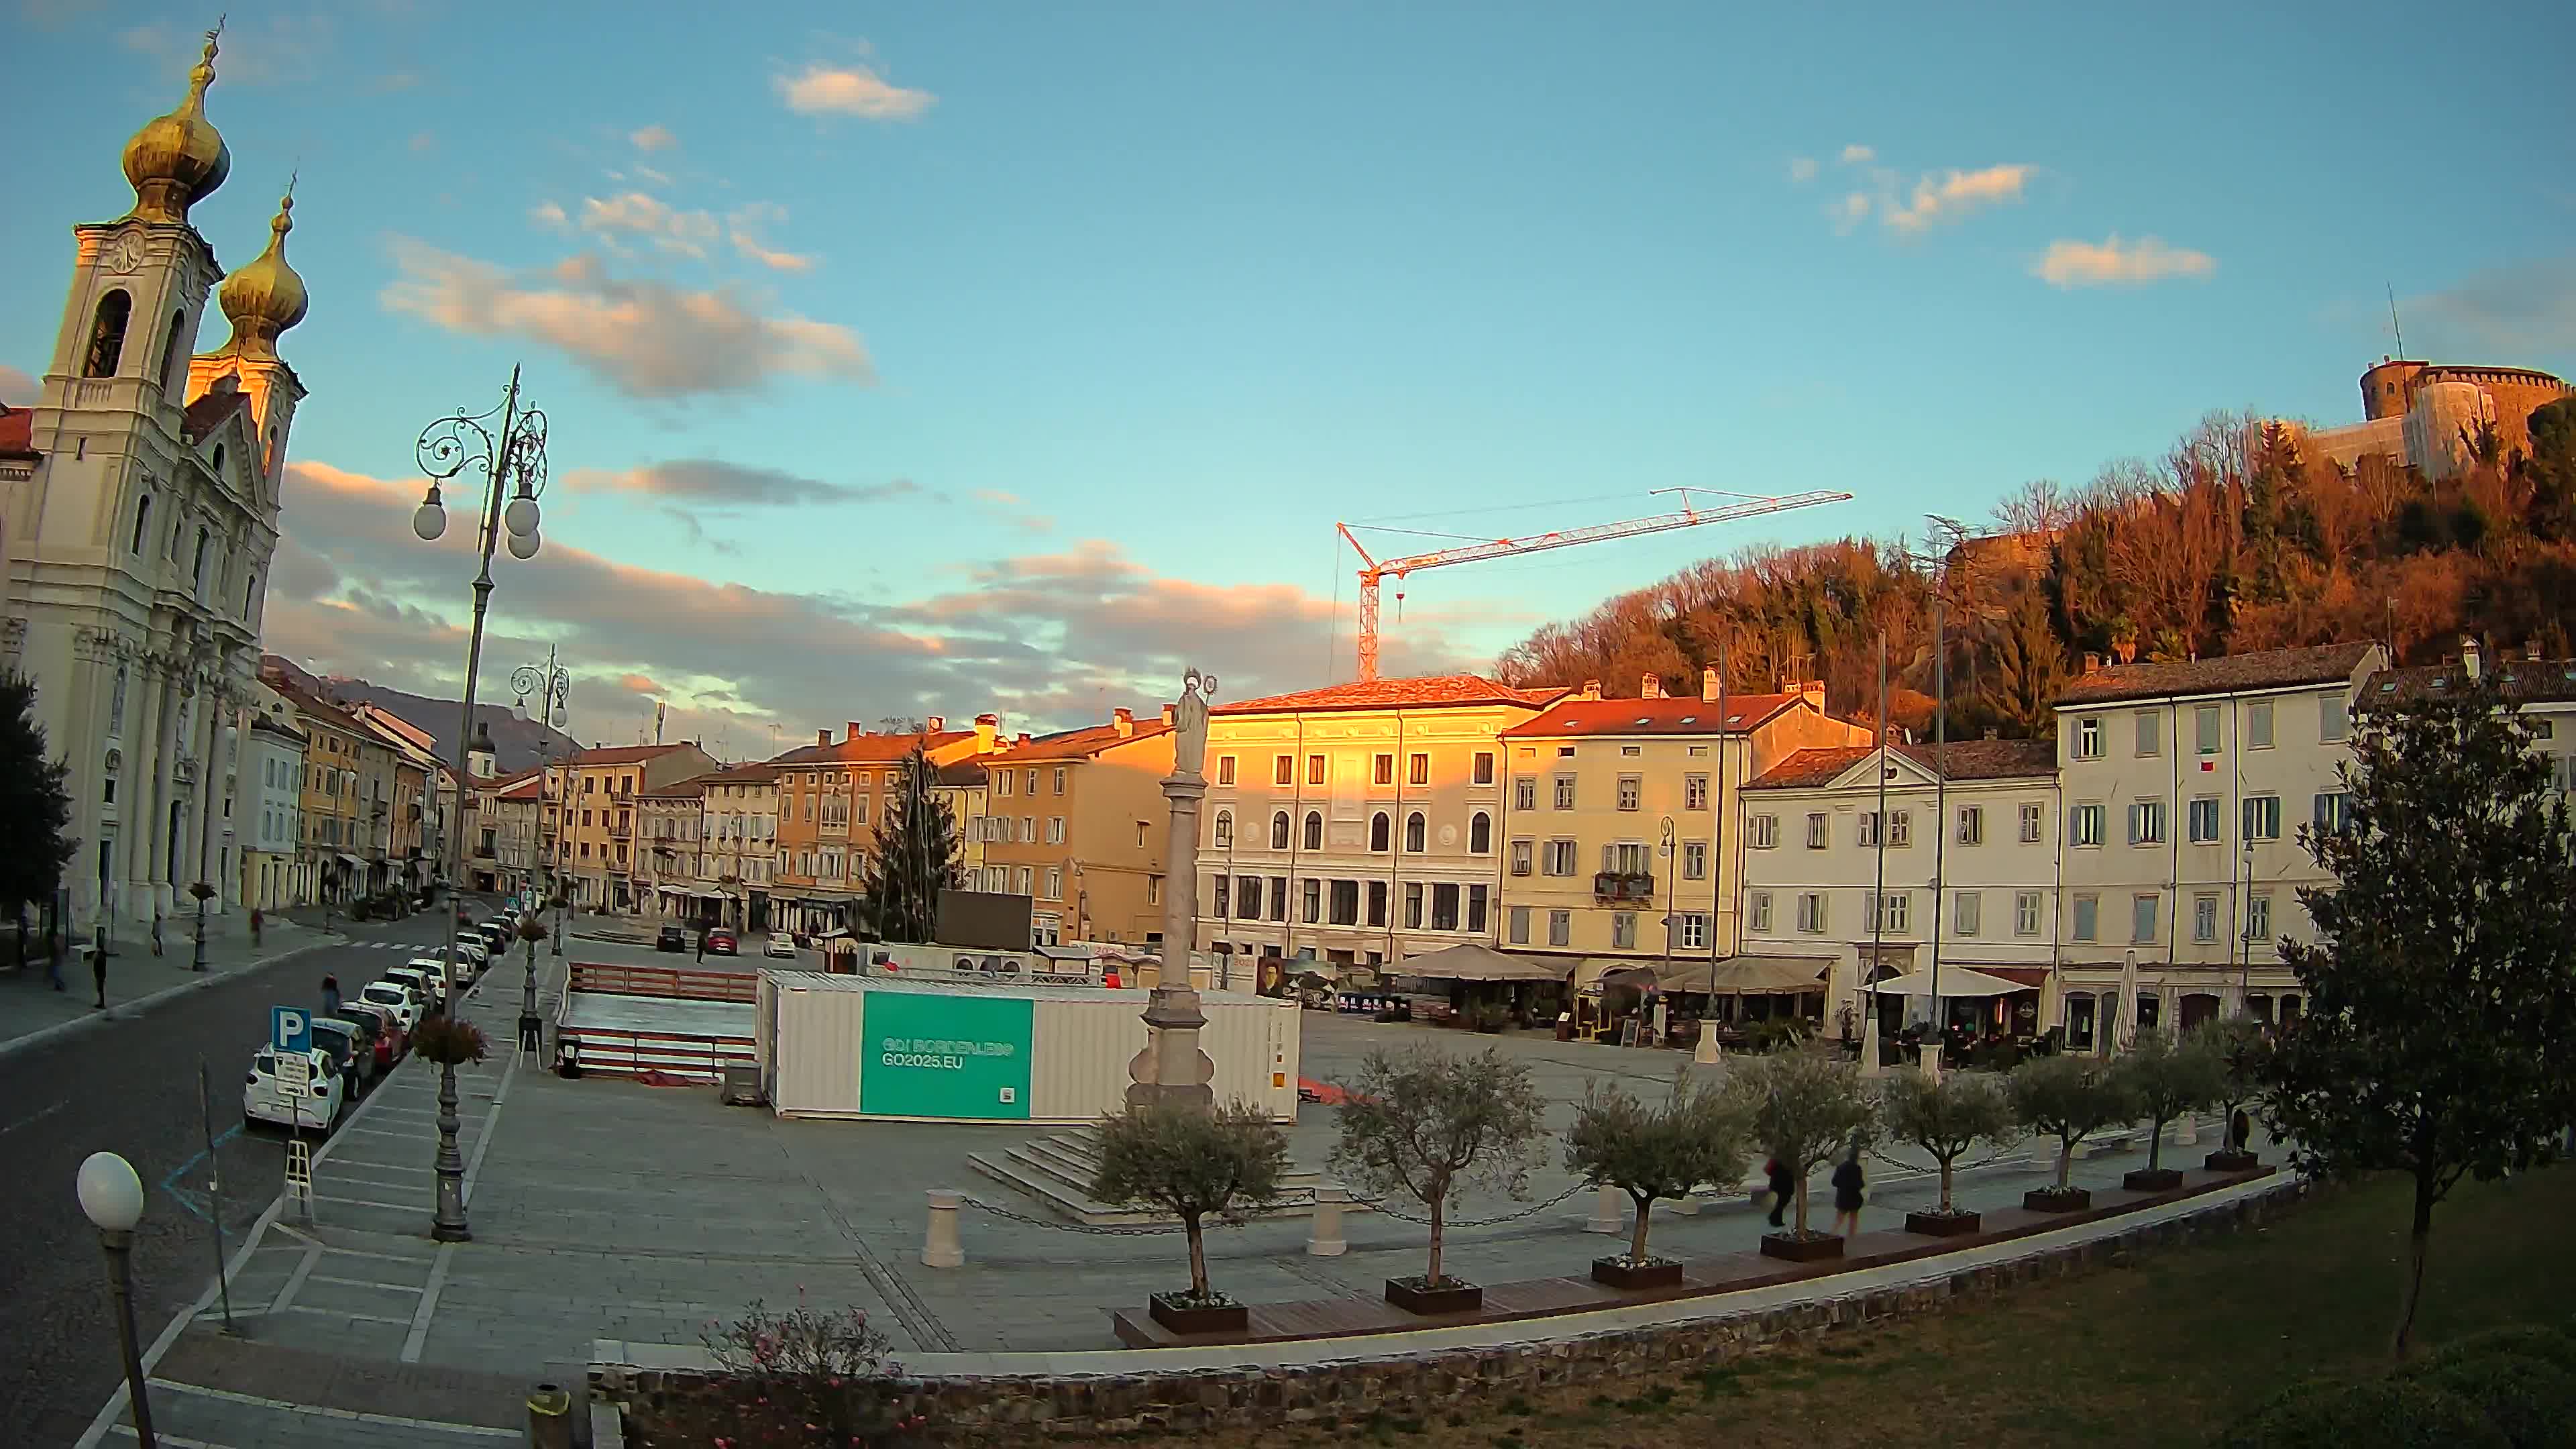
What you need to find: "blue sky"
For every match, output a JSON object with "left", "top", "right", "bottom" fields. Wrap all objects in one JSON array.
[{"left": 7, "top": 0, "right": 2572, "bottom": 751}]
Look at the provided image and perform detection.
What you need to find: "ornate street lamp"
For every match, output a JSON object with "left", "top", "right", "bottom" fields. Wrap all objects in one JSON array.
[
  {"left": 411, "top": 365, "right": 548, "bottom": 1242},
  {"left": 512, "top": 649, "right": 572, "bottom": 1028},
  {"left": 78, "top": 1150, "right": 156, "bottom": 1448}
]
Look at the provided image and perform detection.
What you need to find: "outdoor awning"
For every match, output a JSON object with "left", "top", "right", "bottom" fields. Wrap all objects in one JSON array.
[
  {"left": 335, "top": 853, "right": 368, "bottom": 869},
  {"left": 1868, "top": 965, "right": 2030, "bottom": 997},
  {"left": 1664, "top": 955, "right": 1833, "bottom": 996},
  {"left": 1400, "top": 943, "right": 1578, "bottom": 982}
]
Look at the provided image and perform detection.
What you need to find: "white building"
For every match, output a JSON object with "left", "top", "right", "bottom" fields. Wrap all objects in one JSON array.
[
  {"left": 0, "top": 33, "right": 307, "bottom": 932},
  {"left": 2051, "top": 641, "right": 2385, "bottom": 1046},
  {"left": 1738, "top": 737, "right": 2061, "bottom": 1039},
  {"left": 238, "top": 682, "right": 305, "bottom": 909}
]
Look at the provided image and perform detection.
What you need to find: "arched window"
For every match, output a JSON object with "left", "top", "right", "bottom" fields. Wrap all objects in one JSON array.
[
  {"left": 244, "top": 570, "right": 258, "bottom": 616},
  {"left": 1212, "top": 810, "right": 1232, "bottom": 849},
  {"left": 1405, "top": 812, "right": 1426, "bottom": 853},
  {"left": 1469, "top": 811, "right": 1492, "bottom": 854},
  {"left": 1302, "top": 811, "right": 1323, "bottom": 851},
  {"left": 129, "top": 494, "right": 153, "bottom": 555},
  {"left": 211, "top": 443, "right": 225, "bottom": 476},
  {"left": 1270, "top": 811, "right": 1289, "bottom": 849},
  {"left": 85, "top": 290, "right": 131, "bottom": 378},
  {"left": 1369, "top": 812, "right": 1390, "bottom": 853},
  {"left": 157, "top": 311, "right": 186, "bottom": 393},
  {"left": 192, "top": 526, "right": 210, "bottom": 590}
]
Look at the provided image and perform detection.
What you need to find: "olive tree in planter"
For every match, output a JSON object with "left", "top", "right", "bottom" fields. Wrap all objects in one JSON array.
[
  {"left": 1876, "top": 1069, "right": 2019, "bottom": 1236},
  {"left": 1563, "top": 1067, "right": 1751, "bottom": 1288},
  {"left": 1331, "top": 1044, "right": 1546, "bottom": 1314},
  {"left": 2192, "top": 1016, "right": 2271, "bottom": 1171},
  {"left": 1089, "top": 1102, "right": 1291, "bottom": 1335},
  {"left": 2110, "top": 1026, "right": 2226, "bottom": 1191},
  {"left": 2006, "top": 1054, "right": 2139, "bottom": 1212},
  {"left": 1727, "top": 1049, "right": 1874, "bottom": 1261}
]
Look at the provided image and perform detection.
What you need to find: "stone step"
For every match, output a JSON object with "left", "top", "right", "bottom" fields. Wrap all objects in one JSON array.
[{"left": 967, "top": 1139, "right": 1363, "bottom": 1228}]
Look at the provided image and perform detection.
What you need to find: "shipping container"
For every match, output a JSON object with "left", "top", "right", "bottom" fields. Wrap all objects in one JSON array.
[{"left": 755, "top": 969, "right": 1299, "bottom": 1124}]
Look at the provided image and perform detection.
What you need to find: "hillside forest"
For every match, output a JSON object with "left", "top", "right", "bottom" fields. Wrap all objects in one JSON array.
[{"left": 1490, "top": 398, "right": 2576, "bottom": 741}]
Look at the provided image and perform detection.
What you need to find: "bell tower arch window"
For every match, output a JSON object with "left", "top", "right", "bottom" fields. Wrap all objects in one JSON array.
[
  {"left": 130, "top": 494, "right": 154, "bottom": 555},
  {"left": 157, "top": 311, "right": 187, "bottom": 393},
  {"left": 85, "top": 290, "right": 133, "bottom": 378}
]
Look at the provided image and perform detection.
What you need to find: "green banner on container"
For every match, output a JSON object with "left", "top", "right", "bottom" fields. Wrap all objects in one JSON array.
[{"left": 860, "top": 991, "right": 1034, "bottom": 1120}]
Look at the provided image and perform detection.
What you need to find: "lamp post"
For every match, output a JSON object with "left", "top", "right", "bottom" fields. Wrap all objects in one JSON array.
[
  {"left": 189, "top": 880, "right": 213, "bottom": 972},
  {"left": 78, "top": 1150, "right": 156, "bottom": 1448},
  {"left": 513, "top": 649, "right": 573, "bottom": 995},
  {"left": 411, "top": 366, "right": 549, "bottom": 1242}
]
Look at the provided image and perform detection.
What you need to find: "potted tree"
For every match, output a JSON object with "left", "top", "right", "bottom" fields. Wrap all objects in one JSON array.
[
  {"left": 2110, "top": 1026, "right": 2225, "bottom": 1191},
  {"left": 1563, "top": 1067, "right": 1750, "bottom": 1289},
  {"left": 1331, "top": 1044, "right": 1546, "bottom": 1314},
  {"left": 2006, "top": 1054, "right": 2139, "bottom": 1212},
  {"left": 1729, "top": 1049, "right": 1874, "bottom": 1261},
  {"left": 2193, "top": 1016, "right": 2270, "bottom": 1172},
  {"left": 1876, "top": 1069, "right": 2019, "bottom": 1236},
  {"left": 1089, "top": 1102, "right": 1290, "bottom": 1335}
]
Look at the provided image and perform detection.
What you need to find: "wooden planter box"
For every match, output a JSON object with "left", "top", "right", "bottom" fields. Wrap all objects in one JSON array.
[
  {"left": 2204, "top": 1148, "right": 2261, "bottom": 1173},
  {"left": 1148, "top": 1293, "right": 1248, "bottom": 1336},
  {"left": 2123, "top": 1167, "right": 2184, "bottom": 1192},
  {"left": 1904, "top": 1209, "right": 1982, "bottom": 1237},
  {"left": 1758, "top": 1231, "right": 1844, "bottom": 1263},
  {"left": 1591, "top": 1256, "right": 1684, "bottom": 1290},
  {"left": 2023, "top": 1187, "right": 2092, "bottom": 1213},
  {"left": 1384, "top": 1277, "right": 1483, "bottom": 1315}
]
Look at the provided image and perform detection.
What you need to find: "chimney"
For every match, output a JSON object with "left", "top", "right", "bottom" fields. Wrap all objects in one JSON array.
[
  {"left": 1015, "top": 732, "right": 1031, "bottom": 747},
  {"left": 2082, "top": 652, "right": 2101, "bottom": 676},
  {"left": 816, "top": 729, "right": 830, "bottom": 747},
  {"left": 1640, "top": 673, "right": 1663, "bottom": 699},
  {"left": 925, "top": 714, "right": 945, "bottom": 734},
  {"left": 1113, "top": 707, "right": 1135, "bottom": 737},
  {"left": 2461, "top": 636, "right": 2481, "bottom": 682},
  {"left": 847, "top": 721, "right": 866, "bottom": 741},
  {"left": 974, "top": 712, "right": 999, "bottom": 752},
  {"left": 1580, "top": 679, "right": 1602, "bottom": 701},
  {"left": 1701, "top": 665, "right": 1720, "bottom": 702}
]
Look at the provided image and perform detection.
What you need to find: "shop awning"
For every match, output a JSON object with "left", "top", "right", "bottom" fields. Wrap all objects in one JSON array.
[
  {"left": 1401, "top": 943, "right": 1579, "bottom": 982},
  {"left": 1868, "top": 965, "right": 2029, "bottom": 998},
  {"left": 1664, "top": 955, "right": 1833, "bottom": 996},
  {"left": 335, "top": 853, "right": 368, "bottom": 869}
]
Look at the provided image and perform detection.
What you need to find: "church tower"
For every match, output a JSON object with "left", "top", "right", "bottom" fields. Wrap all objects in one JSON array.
[{"left": 2, "top": 23, "right": 312, "bottom": 935}]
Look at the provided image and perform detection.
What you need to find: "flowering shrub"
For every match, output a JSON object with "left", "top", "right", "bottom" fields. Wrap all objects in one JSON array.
[{"left": 641, "top": 1298, "right": 920, "bottom": 1447}]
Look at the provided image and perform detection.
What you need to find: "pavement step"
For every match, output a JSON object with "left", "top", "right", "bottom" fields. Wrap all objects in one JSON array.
[{"left": 965, "top": 1146, "right": 1351, "bottom": 1226}]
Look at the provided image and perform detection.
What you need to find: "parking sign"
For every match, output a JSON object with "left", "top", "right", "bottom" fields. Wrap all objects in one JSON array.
[{"left": 272, "top": 1005, "right": 310, "bottom": 1055}]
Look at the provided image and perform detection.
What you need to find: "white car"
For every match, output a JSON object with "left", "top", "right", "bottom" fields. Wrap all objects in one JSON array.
[
  {"left": 246, "top": 1046, "right": 343, "bottom": 1130},
  {"left": 381, "top": 965, "right": 447, "bottom": 1011},
  {"left": 410, "top": 953, "right": 471, "bottom": 989},
  {"left": 763, "top": 935, "right": 798, "bottom": 960},
  {"left": 359, "top": 979, "right": 423, "bottom": 1032}
]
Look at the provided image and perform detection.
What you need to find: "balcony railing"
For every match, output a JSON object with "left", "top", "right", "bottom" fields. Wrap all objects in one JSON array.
[
  {"left": 1593, "top": 871, "right": 1655, "bottom": 902},
  {"left": 608, "top": 822, "right": 632, "bottom": 839}
]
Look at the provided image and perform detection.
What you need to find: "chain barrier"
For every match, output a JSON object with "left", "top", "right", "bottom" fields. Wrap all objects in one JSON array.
[
  {"left": 1350, "top": 1181, "right": 1589, "bottom": 1228},
  {"left": 956, "top": 1197, "right": 1195, "bottom": 1236}
]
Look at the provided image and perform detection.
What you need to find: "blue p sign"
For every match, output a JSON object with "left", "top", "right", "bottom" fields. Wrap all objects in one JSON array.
[{"left": 272, "top": 1005, "right": 310, "bottom": 1056}]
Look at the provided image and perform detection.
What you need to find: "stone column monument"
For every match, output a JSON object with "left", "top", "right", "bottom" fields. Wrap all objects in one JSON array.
[{"left": 1126, "top": 668, "right": 1218, "bottom": 1113}]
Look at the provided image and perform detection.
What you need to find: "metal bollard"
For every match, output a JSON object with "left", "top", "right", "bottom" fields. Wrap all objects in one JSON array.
[
  {"left": 1305, "top": 1184, "right": 1348, "bottom": 1257},
  {"left": 922, "top": 1188, "right": 965, "bottom": 1269},
  {"left": 525, "top": 1382, "right": 573, "bottom": 1449},
  {"left": 1584, "top": 1183, "right": 1624, "bottom": 1234}
]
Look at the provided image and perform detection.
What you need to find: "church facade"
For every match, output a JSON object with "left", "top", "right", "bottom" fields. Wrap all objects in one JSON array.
[{"left": 0, "top": 29, "right": 310, "bottom": 933}]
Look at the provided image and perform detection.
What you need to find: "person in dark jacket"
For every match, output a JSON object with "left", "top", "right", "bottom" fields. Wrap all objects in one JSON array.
[
  {"left": 1831, "top": 1142, "right": 1866, "bottom": 1239},
  {"left": 1764, "top": 1156, "right": 1797, "bottom": 1228}
]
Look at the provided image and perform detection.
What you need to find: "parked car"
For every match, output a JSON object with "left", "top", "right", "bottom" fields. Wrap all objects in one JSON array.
[
  {"left": 245, "top": 1046, "right": 343, "bottom": 1130},
  {"left": 309, "top": 1017, "right": 375, "bottom": 1088},
  {"left": 706, "top": 929, "right": 738, "bottom": 956},
  {"left": 341, "top": 1000, "right": 405, "bottom": 1066},
  {"left": 763, "top": 934, "right": 797, "bottom": 960},
  {"left": 408, "top": 953, "right": 466, "bottom": 989},
  {"left": 450, "top": 938, "right": 490, "bottom": 970},
  {"left": 657, "top": 924, "right": 687, "bottom": 953},
  {"left": 358, "top": 980, "right": 423, "bottom": 1034},
  {"left": 380, "top": 965, "right": 447, "bottom": 1013}
]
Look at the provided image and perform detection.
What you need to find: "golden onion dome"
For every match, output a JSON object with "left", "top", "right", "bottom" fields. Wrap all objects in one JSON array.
[
  {"left": 121, "top": 29, "right": 230, "bottom": 225},
  {"left": 217, "top": 190, "right": 308, "bottom": 356}
]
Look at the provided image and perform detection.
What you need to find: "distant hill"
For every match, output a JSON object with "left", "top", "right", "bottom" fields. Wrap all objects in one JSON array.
[{"left": 261, "top": 655, "right": 580, "bottom": 776}]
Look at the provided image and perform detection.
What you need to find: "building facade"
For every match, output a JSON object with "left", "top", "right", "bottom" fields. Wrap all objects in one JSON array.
[
  {"left": 469, "top": 769, "right": 543, "bottom": 898},
  {"left": 1495, "top": 673, "right": 1868, "bottom": 981},
  {"left": 981, "top": 709, "right": 1177, "bottom": 947},
  {"left": 768, "top": 719, "right": 992, "bottom": 935},
  {"left": 933, "top": 759, "right": 996, "bottom": 892},
  {"left": 2290, "top": 358, "right": 2570, "bottom": 480},
  {"left": 239, "top": 700, "right": 305, "bottom": 909},
  {"left": 545, "top": 743, "right": 717, "bottom": 914},
  {"left": 694, "top": 762, "right": 780, "bottom": 932},
  {"left": 0, "top": 36, "right": 311, "bottom": 934},
  {"left": 637, "top": 776, "right": 716, "bottom": 924},
  {"left": 1191, "top": 676, "right": 1565, "bottom": 972}
]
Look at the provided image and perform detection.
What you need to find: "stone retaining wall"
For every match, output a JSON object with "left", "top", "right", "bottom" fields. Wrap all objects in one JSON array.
[{"left": 596, "top": 1179, "right": 2307, "bottom": 1441}]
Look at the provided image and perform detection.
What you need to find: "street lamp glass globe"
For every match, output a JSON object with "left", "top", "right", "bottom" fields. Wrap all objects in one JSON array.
[
  {"left": 412, "top": 498, "right": 447, "bottom": 542},
  {"left": 504, "top": 494, "right": 541, "bottom": 537},
  {"left": 76, "top": 1150, "right": 145, "bottom": 1232},
  {"left": 506, "top": 527, "right": 541, "bottom": 560}
]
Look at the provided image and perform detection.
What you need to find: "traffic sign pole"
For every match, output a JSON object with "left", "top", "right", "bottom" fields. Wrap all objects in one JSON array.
[{"left": 197, "top": 1058, "right": 236, "bottom": 1334}]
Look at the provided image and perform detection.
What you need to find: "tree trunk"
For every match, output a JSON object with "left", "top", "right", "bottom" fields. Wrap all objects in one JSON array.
[
  {"left": 1937, "top": 1156, "right": 1956, "bottom": 1214},
  {"left": 1792, "top": 1172, "right": 1811, "bottom": 1234},
  {"left": 1628, "top": 1193, "right": 1654, "bottom": 1262},
  {"left": 2147, "top": 1112, "right": 2167, "bottom": 1171},
  {"left": 2057, "top": 1138, "right": 2075, "bottom": 1189},
  {"left": 1426, "top": 1195, "right": 1446, "bottom": 1286},
  {"left": 2393, "top": 1169, "right": 2436, "bottom": 1358},
  {"left": 1185, "top": 1214, "right": 1210, "bottom": 1299}
]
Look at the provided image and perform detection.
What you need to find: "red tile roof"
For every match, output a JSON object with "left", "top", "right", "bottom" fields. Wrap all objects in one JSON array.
[
  {"left": 2368, "top": 657, "right": 2576, "bottom": 706},
  {"left": 0, "top": 405, "right": 36, "bottom": 460},
  {"left": 766, "top": 730, "right": 972, "bottom": 767},
  {"left": 1497, "top": 692, "right": 1805, "bottom": 739},
  {"left": 180, "top": 389, "right": 250, "bottom": 445},
  {"left": 1746, "top": 737, "right": 2058, "bottom": 790},
  {"left": 495, "top": 775, "right": 545, "bottom": 802},
  {"left": 696, "top": 762, "right": 781, "bottom": 784},
  {"left": 2055, "top": 643, "right": 2377, "bottom": 706},
  {"left": 1216, "top": 675, "right": 1566, "bottom": 715},
  {"left": 935, "top": 760, "right": 990, "bottom": 787},
  {"left": 988, "top": 719, "right": 1172, "bottom": 763}
]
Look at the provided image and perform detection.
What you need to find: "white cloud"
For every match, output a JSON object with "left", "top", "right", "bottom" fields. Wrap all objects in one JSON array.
[
  {"left": 578, "top": 191, "right": 721, "bottom": 258},
  {"left": 629, "top": 123, "right": 677, "bottom": 152},
  {"left": 529, "top": 200, "right": 570, "bottom": 233},
  {"left": 2401, "top": 256, "right": 2576, "bottom": 355},
  {"left": 1882, "top": 164, "right": 2033, "bottom": 234},
  {"left": 726, "top": 203, "right": 818, "bottom": 274},
  {"left": 1838, "top": 144, "right": 1875, "bottom": 165},
  {"left": 381, "top": 239, "right": 875, "bottom": 399},
  {"left": 1829, "top": 192, "right": 1871, "bottom": 232},
  {"left": 2032, "top": 234, "right": 2217, "bottom": 288},
  {"left": 1787, "top": 156, "right": 1818, "bottom": 184},
  {"left": 775, "top": 60, "right": 935, "bottom": 120}
]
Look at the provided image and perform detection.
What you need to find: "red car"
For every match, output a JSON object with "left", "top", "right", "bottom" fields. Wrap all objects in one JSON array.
[{"left": 706, "top": 929, "right": 737, "bottom": 955}]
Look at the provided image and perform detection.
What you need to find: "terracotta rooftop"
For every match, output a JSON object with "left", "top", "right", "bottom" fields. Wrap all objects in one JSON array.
[
  {"left": 767, "top": 730, "right": 972, "bottom": 767},
  {"left": 180, "top": 388, "right": 250, "bottom": 445},
  {"left": 495, "top": 775, "right": 545, "bottom": 802},
  {"left": 639, "top": 776, "right": 710, "bottom": 798},
  {"left": 2367, "top": 657, "right": 2576, "bottom": 706},
  {"left": 2054, "top": 643, "right": 2377, "bottom": 707},
  {"left": 1497, "top": 692, "right": 1807, "bottom": 739},
  {"left": 935, "top": 760, "right": 989, "bottom": 787},
  {"left": 1216, "top": 675, "right": 1565, "bottom": 715},
  {"left": 0, "top": 405, "right": 35, "bottom": 460},
  {"left": 569, "top": 743, "right": 699, "bottom": 765},
  {"left": 275, "top": 684, "right": 368, "bottom": 736},
  {"left": 1746, "top": 737, "right": 2059, "bottom": 790},
  {"left": 989, "top": 718, "right": 1172, "bottom": 763},
  {"left": 696, "top": 762, "right": 780, "bottom": 784}
]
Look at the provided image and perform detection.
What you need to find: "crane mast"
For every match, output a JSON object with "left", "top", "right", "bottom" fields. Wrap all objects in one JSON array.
[{"left": 1338, "top": 488, "right": 1854, "bottom": 682}]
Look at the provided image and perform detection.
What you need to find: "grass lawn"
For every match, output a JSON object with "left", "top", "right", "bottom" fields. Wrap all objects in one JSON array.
[{"left": 1077, "top": 1166, "right": 2576, "bottom": 1449}]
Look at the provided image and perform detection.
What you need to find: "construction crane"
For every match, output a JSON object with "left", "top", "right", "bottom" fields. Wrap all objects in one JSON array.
[{"left": 1336, "top": 488, "right": 1854, "bottom": 682}]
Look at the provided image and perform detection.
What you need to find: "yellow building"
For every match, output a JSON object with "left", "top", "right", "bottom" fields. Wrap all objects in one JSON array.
[
  {"left": 1493, "top": 672, "right": 1868, "bottom": 979},
  {"left": 768, "top": 718, "right": 996, "bottom": 934},
  {"left": 545, "top": 743, "right": 716, "bottom": 914},
  {"left": 932, "top": 758, "right": 996, "bottom": 892},
  {"left": 981, "top": 708, "right": 1176, "bottom": 946},
  {"left": 274, "top": 685, "right": 370, "bottom": 904}
]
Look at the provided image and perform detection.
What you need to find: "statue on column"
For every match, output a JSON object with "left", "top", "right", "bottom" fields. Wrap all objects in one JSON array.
[
  {"left": 1132, "top": 666, "right": 1221, "bottom": 1114},
  {"left": 1172, "top": 667, "right": 1214, "bottom": 780}
]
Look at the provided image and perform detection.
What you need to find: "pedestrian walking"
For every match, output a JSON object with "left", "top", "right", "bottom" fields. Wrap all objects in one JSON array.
[
  {"left": 694, "top": 926, "right": 705, "bottom": 963},
  {"left": 1764, "top": 1155, "right": 1796, "bottom": 1229},
  {"left": 250, "top": 908, "right": 264, "bottom": 947},
  {"left": 92, "top": 934, "right": 109, "bottom": 1010},
  {"left": 150, "top": 912, "right": 164, "bottom": 957},
  {"left": 47, "top": 928, "right": 66, "bottom": 992},
  {"left": 1831, "top": 1142, "right": 1866, "bottom": 1240},
  {"left": 322, "top": 973, "right": 341, "bottom": 1020}
]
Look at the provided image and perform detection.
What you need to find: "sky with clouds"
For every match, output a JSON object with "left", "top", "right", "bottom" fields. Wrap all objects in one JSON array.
[{"left": 6, "top": 0, "right": 2572, "bottom": 756}]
